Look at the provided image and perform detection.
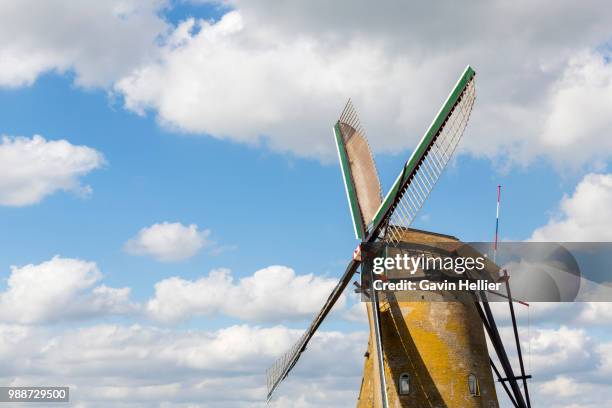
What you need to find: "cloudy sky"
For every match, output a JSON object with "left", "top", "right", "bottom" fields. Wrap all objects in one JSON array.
[{"left": 0, "top": 0, "right": 611, "bottom": 407}]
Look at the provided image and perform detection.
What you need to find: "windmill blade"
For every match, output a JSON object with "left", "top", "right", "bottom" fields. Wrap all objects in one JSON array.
[
  {"left": 369, "top": 65, "right": 477, "bottom": 244},
  {"left": 266, "top": 259, "right": 360, "bottom": 401},
  {"left": 333, "top": 100, "right": 383, "bottom": 239},
  {"left": 268, "top": 102, "right": 382, "bottom": 400},
  {"left": 333, "top": 101, "right": 389, "bottom": 403}
]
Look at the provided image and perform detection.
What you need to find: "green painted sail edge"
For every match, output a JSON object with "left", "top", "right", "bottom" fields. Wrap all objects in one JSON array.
[
  {"left": 369, "top": 65, "right": 476, "bottom": 230},
  {"left": 333, "top": 122, "right": 366, "bottom": 239}
]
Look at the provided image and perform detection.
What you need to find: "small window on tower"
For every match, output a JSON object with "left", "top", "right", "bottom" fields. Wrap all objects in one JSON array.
[
  {"left": 468, "top": 373, "right": 480, "bottom": 396},
  {"left": 399, "top": 373, "right": 410, "bottom": 395}
]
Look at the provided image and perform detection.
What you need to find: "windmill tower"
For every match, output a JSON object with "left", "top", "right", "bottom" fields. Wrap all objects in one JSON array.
[{"left": 267, "top": 66, "right": 531, "bottom": 408}]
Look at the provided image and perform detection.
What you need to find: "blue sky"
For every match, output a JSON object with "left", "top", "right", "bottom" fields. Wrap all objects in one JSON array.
[
  {"left": 0, "top": 65, "right": 569, "bottom": 306},
  {"left": 1, "top": 1, "right": 612, "bottom": 407}
]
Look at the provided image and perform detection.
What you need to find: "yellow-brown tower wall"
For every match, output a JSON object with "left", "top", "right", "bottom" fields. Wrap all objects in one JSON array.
[{"left": 357, "top": 229, "right": 499, "bottom": 408}]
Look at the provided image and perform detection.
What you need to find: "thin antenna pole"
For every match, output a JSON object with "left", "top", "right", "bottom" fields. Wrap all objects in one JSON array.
[{"left": 494, "top": 185, "right": 501, "bottom": 264}]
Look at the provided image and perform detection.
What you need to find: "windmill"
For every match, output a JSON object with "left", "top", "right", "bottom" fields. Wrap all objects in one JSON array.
[{"left": 266, "top": 66, "right": 531, "bottom": 408}]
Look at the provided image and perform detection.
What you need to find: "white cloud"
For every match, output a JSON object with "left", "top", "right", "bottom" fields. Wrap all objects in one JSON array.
[
  {"left": 596, "top": 341, "right": 612, "bottom": 375},
  {"left": 0, "top": 323, "right": 366, "bottom": 407},
  {"left": 115, "top": 11, "right": 419, "bottom": 158},
  {"left": 0, "top": 0, "right": 168, "bottom": 88},
  {"left": 1, "top": 1, "right": 611, "bottom": 165},
  {"left": 0, "top": 256, "right": 135, "bottom": 324},
  {"left": 530, "top": 173, "right": 612, "bottom": 241},
  {"left": 526, "top": 326, "right": 595, "bottom": 376},
  {"left": 112, "top": 1, "right": 612, "bottom": 165},
  {"left": 539, "top": 376, "right": 581, "bottom": 398},
  {"left": 0, "top": 254, "right": 348, "bottom": 325},
  {"left": 146, "top": 265, "right": 345, "bottom": 323},
  {"left": 541, "top": 52, "right": 612, "bottom": 166},
  {"left": 493, "top": 301, "right": 612, "bottom": 331},
  {"left": 3, "top": 303, "right": 612, "bottom": 407},
  {"left": 577, "top": 303, "right": 612, "bottom": 324},
  {"left": 124, "top": 222, "right": 212, "bottom": 262},
  {"left": 491, "top": 324, "right": 612, "bottom": 407},
  {"left": 0, "top": 135, "right": 104, "bottom": 206},
  {"left": 3, "top": 257, "right": 612, "bottom": 406},
  {"left": 535, "top": 375, "right": 612, "bottom": 408}
]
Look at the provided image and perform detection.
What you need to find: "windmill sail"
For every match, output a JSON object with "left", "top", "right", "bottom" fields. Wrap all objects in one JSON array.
[
  {"left": 333, "top": 100, "right": 388, "bottom": 404},
  {"left": 334, "top": 100, "right": 383, "bottom": 239},
  {"left": 266, "top": 259, "right": 360, "bottom": 401},
  {"left": 265, "top": 66, "right": 477, "bottom": 402},
  {"left": 372, "top": 66, "right": 476, "bottom": 244}
]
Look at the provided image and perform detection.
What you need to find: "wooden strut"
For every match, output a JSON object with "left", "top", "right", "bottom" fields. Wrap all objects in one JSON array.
[
  {"left": 371, "top": 288, "right": 389, "bottom": 408},
  {"left": 475, "top": 296, "right": 528, "bottom": 408},
  {"left": 490, "top": 357, "right": 518, "bottom": 408},
  {"left": 498, "top": 375, "right": 532, "bottom": 382},
  {"left": 504, "top": 271, "right": 532, "bottom": 408}
]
